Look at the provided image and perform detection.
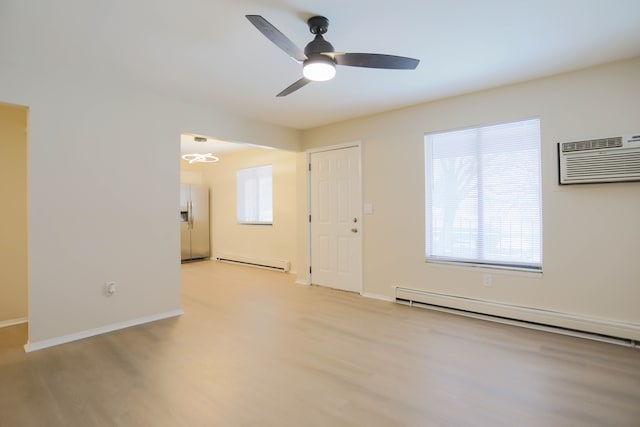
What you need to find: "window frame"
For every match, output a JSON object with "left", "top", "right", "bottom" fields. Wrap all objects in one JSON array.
[
  {"left": 424, "top": 117, "right": 543, "bottom": 272},
  {"left": 236, "top": 164, "right": 273, "bottom": 225}
]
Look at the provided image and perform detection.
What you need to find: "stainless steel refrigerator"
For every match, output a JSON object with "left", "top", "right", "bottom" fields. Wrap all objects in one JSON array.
[{"left": 180, "top": 184, "right": 210, "bottom": 262}]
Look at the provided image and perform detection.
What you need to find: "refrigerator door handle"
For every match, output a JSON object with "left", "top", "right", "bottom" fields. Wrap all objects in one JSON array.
[{"left": 188, "top": 200, "right": 193, "bottom": 229}]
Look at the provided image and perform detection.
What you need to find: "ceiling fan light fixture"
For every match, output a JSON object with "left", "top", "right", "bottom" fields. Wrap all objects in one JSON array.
[{"left": 303, "top": 55, "right": 336, "bottom": 81}]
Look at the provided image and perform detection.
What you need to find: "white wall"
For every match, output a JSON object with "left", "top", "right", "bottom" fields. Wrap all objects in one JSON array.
[
  {"left": 0, "top": 4, "right": 300, "bottom": 348},
  {"left": 300, "top": 57, "right": 640, "bottom": 340}
]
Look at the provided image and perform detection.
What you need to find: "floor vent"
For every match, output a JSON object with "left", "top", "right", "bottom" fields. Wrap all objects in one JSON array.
[{"left": 214, "top": 252, "right": 290, "bottom": 272}]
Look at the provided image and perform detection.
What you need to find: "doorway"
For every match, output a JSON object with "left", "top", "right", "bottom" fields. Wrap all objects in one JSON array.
[
  {"left": 0, "top": 103, "right": 29, "bottom": 336},
  {"left": 309, "top": 144, "right": 362, "bottom": 293},
  {"left": 179, "top": 134, "right": 299, "bottom": 273}
]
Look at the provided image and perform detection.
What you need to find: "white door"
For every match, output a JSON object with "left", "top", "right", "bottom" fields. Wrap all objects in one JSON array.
[{"left": 310, "top": 146, "right": 362, "bottom": 293}]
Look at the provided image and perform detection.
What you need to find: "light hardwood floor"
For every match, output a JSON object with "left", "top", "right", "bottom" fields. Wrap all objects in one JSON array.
[{"left": 1, "top": 260, "right": 639, "bottom": 426}]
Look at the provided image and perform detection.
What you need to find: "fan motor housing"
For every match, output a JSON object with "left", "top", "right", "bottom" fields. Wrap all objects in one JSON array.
[
  {"left": 305, "top": 16, "right": 334, "bottom": 55},
  {"left": 305, "top": 35, "right": 334, "bottom": 56}
]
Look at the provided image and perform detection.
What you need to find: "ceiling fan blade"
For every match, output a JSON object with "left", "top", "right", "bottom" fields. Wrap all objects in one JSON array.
[
  {"left": 246, "top": 15, "right": 306, "bottom": 63},
  {"left": 277, "top": 78, "right": 311, "bottom": 97},
  {"left": 332, "top": 53, "right": 419, "bottom": 70}
]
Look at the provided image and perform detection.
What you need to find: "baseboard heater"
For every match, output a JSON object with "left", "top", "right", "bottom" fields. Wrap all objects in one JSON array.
[
  {"left": 394, "top": 286, "right": 639, "bottom": 348},
  {"left": 214, "top": 252, "right": 290, "bottom": 272}
]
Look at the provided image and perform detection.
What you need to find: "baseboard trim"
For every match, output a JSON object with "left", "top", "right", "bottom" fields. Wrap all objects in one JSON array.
[
  {"left": 362, "top": 292, "right": 394, "bottom": 302},
  {"left": 394, "top": 286, "right": 640, "bottom": 344},
  {"left": 24, "top": 309, "right": 184, "bottom": 353},
  {"left": 213, "top": 252, "right": 290, "bottom": 272},
  {"left": 0, "top": 317, "right": 28, "bottom": 329}
]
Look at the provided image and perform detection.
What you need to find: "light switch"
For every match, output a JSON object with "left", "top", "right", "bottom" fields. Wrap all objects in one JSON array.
[{"left": 363, "top": 203, "right": 374, "bottom": 214}]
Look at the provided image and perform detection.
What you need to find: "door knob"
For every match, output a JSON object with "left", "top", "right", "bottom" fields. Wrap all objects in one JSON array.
[{"left": 351, "top": 228, "right": 358, "bottom": 233}]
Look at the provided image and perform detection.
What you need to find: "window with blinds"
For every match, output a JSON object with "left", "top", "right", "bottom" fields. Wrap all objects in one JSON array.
[
  {"left": 237, "top": 165, "right": 273, "bottom": 225},
  {"left": 425, "top": 118, "right": 542, "bottom": 271}
]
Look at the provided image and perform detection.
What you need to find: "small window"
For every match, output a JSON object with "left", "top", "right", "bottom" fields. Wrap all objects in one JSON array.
[
  {"left": 425, "top": 118, "right": 542, "bottom": 271},
  {"left": 237, "top": 165, "right": 273, "bottom": 225}
]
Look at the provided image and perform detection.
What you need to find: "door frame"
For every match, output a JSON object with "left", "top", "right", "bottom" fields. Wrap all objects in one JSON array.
[{"left": 306, "top": 141, "right": 363, "bottom": 293}]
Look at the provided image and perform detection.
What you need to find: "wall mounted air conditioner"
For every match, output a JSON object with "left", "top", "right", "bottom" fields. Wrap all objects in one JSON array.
[{"left": 558, "top": 133, "right": 640, "bottom": 184}]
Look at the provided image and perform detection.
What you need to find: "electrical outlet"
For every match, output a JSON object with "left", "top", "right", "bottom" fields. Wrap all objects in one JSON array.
[
  {"left": 105, "top": 282, "right": 116, "bottom": 296},
  {"left": 483, "top": 274, "right": 493, "bottom": 287}
]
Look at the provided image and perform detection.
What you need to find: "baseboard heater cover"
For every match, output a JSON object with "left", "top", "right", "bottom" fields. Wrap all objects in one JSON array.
[
  {"left": 395, "top": 287, "right": 639, "bottom": 347},
  {"left": 214, "top": 252, "right": 290, "bottom": 272}
]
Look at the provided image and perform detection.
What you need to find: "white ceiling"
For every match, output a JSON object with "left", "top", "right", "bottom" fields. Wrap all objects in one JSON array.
[{"left": 3, "top": 1, "right": 640, "bottom": 131}]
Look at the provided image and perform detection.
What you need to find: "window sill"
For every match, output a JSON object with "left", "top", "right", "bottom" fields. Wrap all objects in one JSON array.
[{"left": 425, "top": 259, "right": 543, "bottom": 277}]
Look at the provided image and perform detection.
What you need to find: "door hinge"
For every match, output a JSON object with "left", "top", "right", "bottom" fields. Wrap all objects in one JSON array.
[
  {"left": 309, "top": 266, "right": 312, "bottom": 274},
  {"left": 309, "top": 214, "right": 311, "bottom": 223},
  {"left": 308, "top": 163, "right": 311, "bottom": 171}
]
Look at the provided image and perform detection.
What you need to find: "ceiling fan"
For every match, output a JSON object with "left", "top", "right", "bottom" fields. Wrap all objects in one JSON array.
[{"left": 246, "top": 15, "right": 420, "bottom": 97}]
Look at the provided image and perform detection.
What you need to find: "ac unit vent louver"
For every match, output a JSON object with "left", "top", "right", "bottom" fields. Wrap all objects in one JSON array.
[
  {"left": 559, "top": 134, "right": 640, "bottom": 184},
  {"left": 561, "top": 137, "right": 622, "bottom": 152}
]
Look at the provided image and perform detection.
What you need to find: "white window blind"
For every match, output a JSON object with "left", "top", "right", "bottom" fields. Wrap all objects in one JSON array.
[
  {"left": 425, "top": 118, "right": 542, "bottom": 271},
  {"left": 237, "top": 165, "right": 273, "bottom": 224}
]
